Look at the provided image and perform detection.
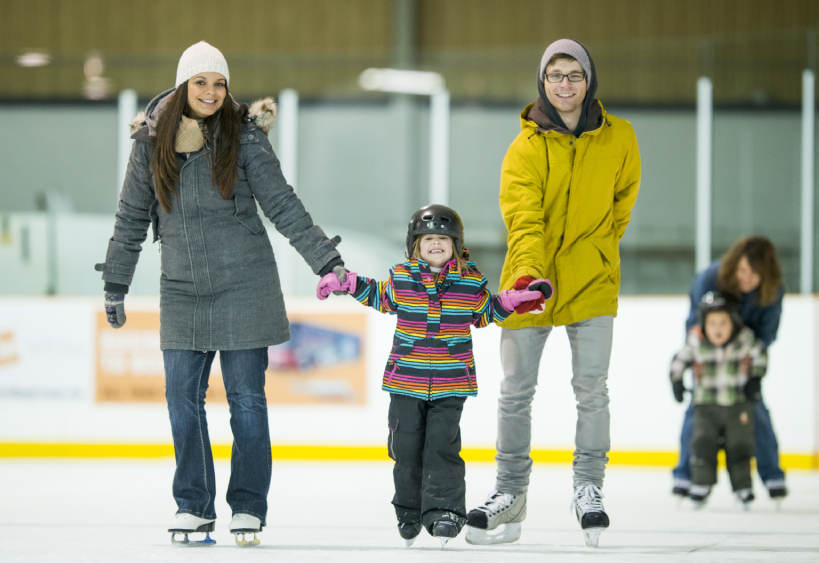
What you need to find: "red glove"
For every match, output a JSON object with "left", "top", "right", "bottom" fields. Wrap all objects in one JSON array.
[{"left": 512, "top": 276, "right": 545, "bottom": 314}]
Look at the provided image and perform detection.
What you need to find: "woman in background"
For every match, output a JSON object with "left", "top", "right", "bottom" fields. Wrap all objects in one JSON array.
[{"left": 671, "top": 236, "right": 786, "bottom": 501}]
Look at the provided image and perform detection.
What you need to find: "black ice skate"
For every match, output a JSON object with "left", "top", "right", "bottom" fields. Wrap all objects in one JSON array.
[
  {"left": 431, "top": 520, "right": 459, "bottom": 549},
  {"left": 765, "top": 479, "right": 787, "bottom": 510},
  {"left": 398, "top": 522, "right": 422, "bottom": 547},
  {"left": 672, "top": 477, "right": 690, "bottom": 497},
  {"left": 736, "top": 488, "right": 755, "bottom": 511},
  {"left": 570, "top": 484, "right": 609, "bottom": 548},
  {"left": 229, "top": 513, "right": 262, "bottom": 547},
  {"left": 688, "top": 484, "right": 711, "bottom": 509},
  {"left": 168, "top": 513, "right": 216, "bottom": 546}
]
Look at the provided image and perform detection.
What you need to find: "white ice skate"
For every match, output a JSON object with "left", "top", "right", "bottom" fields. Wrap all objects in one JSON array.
[
  {"left": 168, "top": 513, "right": 216, "bottom": 546},
  {"left": 229, "top": 513, "right": 262, "bottom": 547},
  {"left": 735, "top": 488, "right": 755, "bottom": 511},
  {"left": 570, "top": 484, "right": 609, "bottom": 548},
  {"left": 465, "top": 490, "right": 526, "bottom": 545}
]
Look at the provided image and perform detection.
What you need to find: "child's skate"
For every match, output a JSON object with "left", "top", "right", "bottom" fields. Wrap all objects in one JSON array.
[
  {"left": 688, "top": 484, "right": 711, "bottom": 509},
  {"left": 736, "top": 488, "right": 755, "bottom": 511},
  {"left": 570, "top": 484, "right": 609, "bottom": 548},
  {"left": 398, "top": 522, "right": 422, "bottom": 547}
]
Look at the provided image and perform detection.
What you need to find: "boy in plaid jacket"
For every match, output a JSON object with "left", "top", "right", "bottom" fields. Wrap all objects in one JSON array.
[{"left": 669, "top": 291, "right": 767, "bottom": 508}]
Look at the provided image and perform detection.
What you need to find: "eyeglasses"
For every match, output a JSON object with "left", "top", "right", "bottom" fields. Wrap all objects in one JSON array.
[{"left": 544, "top": 72, "right": 586, "bottom": 83}]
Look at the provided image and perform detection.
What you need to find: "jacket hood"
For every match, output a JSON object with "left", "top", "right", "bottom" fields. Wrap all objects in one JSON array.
[
  {"left": 129, "top": 88, "right": 278, "bottom": 137},
  {"left": 535, "top": 39, "right": 599, "bottom": 136},
  {"left": 525, "top": 97, "right": 603, "bottom": 135}
]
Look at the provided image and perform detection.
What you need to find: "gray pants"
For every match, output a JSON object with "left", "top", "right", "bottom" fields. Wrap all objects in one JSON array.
[{"left": 494, "top": 316, "right": 614, "bottom": 493}]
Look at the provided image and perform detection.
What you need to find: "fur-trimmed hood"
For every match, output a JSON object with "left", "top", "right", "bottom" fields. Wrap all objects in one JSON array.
[{"left": 129, "top": 88, "right": 278, "bottom": 137}]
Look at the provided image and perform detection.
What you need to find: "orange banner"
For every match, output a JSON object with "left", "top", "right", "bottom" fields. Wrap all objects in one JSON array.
[{"left": 95, "top": 311, "right": 366, "bottom": 404}]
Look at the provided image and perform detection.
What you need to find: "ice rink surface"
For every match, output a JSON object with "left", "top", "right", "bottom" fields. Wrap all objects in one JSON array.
[{"left": 1, "top": 459, "right": 817, "bottom": 562}]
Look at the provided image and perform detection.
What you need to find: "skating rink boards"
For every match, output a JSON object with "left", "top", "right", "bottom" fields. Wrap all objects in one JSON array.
[{"left": 1, "top": 459, "right": 817, "bottom": 562}]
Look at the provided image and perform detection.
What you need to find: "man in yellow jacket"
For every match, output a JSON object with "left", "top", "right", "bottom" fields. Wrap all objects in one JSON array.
[{"left": 465, "top": 39, "right": 641, "bottom": 549}]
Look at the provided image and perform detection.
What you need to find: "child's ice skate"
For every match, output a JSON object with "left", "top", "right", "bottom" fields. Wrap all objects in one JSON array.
[
  {"left": 398, "top": 522, "right": 422, "bottom": 547},
  {"left": 229, "top": 513, "right": 262, "bottom": 547},
  {"left": 571, "top": 484, "right": 609, "bottom": 548},
  {"left": 465, "top": 490, "right": 526, "bottom": 545},
  {"left": 688, "top": 484, "right": 711, "bottom": 509},
  {"left": 735, "top": 488, "right": 755, "bottom": 511},
  {"left": 432, "top": 520, "right": 459, "bottom": 549},
  {"left": 168, "top": 513, "right": 216, "bottom": 546}
]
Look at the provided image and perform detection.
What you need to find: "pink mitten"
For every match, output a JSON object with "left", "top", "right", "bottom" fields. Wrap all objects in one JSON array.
[
  {"left": 316, "top": 270, "right": 357, "bottom": 300},
  {"left": 498, "top": 289, "right": 544, "bottom": 312}
]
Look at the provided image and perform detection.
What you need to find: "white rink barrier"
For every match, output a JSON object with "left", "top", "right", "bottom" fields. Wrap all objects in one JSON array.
[{"left": 0, "top": 295, "right": 816, "bottom": 469}]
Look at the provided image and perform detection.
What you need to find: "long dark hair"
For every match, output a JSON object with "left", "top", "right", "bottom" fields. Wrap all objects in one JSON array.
[
  {"left": 151, "top": 81, "right": 247, "bottom": 213},
  {"left": 717, "top": 236, "right": 782, "bottom": 306}
]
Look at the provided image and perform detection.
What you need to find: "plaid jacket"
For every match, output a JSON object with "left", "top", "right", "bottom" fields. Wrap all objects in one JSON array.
[
  {"left": 670, "top": 327, "right": 767, "bottom": 406},
  {"left": 351, "top": 257, "right": 513, "bottom": 400}
]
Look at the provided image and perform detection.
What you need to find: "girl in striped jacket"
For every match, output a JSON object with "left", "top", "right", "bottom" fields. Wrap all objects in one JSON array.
[{"left": 317, "top": 205, "right": 552, "bottom": 548}]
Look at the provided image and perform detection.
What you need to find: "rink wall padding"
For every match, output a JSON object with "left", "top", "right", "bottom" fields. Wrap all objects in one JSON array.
[{"left": 0, "top": 296, "right": 816, "bottom": 470}]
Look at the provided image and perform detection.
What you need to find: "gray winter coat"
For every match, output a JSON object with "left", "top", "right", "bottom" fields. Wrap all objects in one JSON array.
[{"left": 100, "top": 89, "right": 342, "bottom": 351}]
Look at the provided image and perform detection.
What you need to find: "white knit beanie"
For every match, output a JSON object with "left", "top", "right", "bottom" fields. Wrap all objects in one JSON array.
[{"left": 175, "top": 41, "right": 230, "bottom": 87}]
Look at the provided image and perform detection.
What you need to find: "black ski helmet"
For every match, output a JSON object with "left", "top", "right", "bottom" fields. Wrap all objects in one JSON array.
[
  {"left": 405, "top": 204, "right": 464, "bottom": 258},
  {"left": 698, "top": 291, "right": 742, "bottom": 338}
]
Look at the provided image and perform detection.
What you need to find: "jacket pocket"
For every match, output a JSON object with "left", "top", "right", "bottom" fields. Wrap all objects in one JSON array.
[
  {"left": 385, "top": 343, "right": 413, "bottom": 385},
  {"left": 447, "top": 343, "right": 476, "bottom": 390},
  {"left": 234, "top": 196, "right": 266, "bottom": 235},
  {"left": 387, "top": 412, "right": 399, "bottom": 462}
]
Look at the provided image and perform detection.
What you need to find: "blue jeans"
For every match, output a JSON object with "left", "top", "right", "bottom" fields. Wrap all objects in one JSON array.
[
  {"left": 672, "top": 398, "right": 785, "bottom": 484},
  {"left": 164, "top": 348, "right": 272, "bottom": 524}
]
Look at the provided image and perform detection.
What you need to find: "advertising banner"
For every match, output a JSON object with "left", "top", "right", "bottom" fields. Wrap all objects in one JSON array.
[{"left": 95, "top": 311, "right": 367, "bottom": 405}]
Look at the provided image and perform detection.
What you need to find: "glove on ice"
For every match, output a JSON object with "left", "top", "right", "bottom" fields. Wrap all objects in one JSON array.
[
  {"left": 672, "top": 380, "right": 686, "bottom": 403},
  {"left": 104, "top": 293, "right": 127, "bottom": 329},
  {"left": 498, "top": 289, "right": 545, "bottom": 313},
  {"left": 317, "top": 267, "right": 357, "bottom": 300},
  {"left": 744, "top": 377, "right": 762, "bottom": 401}
]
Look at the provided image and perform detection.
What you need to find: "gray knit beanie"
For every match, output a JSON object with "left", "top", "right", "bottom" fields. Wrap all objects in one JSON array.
[
  {"left": 537, "top": 38, "right": 592, "bottom": 87},
  {"left": 175, "top": 41, "right": 230, "bottom": 87}
]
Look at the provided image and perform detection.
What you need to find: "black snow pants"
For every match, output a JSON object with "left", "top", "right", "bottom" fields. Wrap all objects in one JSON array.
[
  {"left": 690, "top": 403, "right": 755, "bottom": 491},
  {"left": 387, "top": 393, "right": 467, "bottom": 534}
]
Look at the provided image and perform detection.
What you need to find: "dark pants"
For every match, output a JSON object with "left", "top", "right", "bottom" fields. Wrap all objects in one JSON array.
[
  {"left": 388, "top": 393, "right": 467, "bottom": 534},
  {"left": 164, "top": 348, "right": 272, "bottom": 524},
  {"left": 673, "top": 398, "right": 785, "bottom": 484},
  {"left": 690, "top": 403, "right": 755, "bottom": 491}
]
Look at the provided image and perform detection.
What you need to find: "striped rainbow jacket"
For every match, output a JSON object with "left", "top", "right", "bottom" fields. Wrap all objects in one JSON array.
[{"left": 351, "top": 257, "right": 513, "bottom": 400}]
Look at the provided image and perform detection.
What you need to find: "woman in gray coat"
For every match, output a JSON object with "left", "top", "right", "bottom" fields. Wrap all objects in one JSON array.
[{"left": 97, "top": 41, "right": 346, "bottom": 546}]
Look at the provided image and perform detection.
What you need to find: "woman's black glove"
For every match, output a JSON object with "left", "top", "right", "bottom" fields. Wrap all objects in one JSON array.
[
  {"left": 104, "top": 293, "right": 127, "bottom": 329},
  {"left": 672, "top": 380, "right": 686, "bottom": 403},
  {"left": 744, "top": 377, "right": 762, "bottom": 401}
]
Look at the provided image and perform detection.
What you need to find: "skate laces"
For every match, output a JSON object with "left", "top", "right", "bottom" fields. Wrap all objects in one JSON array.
[
  {"left": 478, "top": 490, "right": 516, "bottom": 516},
  {"left": 570, "top": 484, "right": 604, "bottom": 515}
]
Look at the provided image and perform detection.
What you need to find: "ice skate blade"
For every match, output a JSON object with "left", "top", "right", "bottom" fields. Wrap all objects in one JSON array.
[
  {"left": 465, "top": 522, "right": 521, "bottom": 545},
  {"left": 170, "top": 532, "right": 216, "bottom": 546},
  {"left": 583, "top": 527, "right": 603, "bottom": 548},
  {"left": 404, "top": 537, "right": 416, "bottom": 547},
  {"left": 234, "top": 532, "right": 260, "bottom": 547},
  {"left": 439, "top": 537, "right": 449, "bottom": 549}
]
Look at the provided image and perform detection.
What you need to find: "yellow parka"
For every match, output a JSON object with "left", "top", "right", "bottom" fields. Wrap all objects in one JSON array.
[{"left": 498, "top": 100, "right": 641, "bottom": 328}]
